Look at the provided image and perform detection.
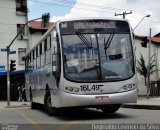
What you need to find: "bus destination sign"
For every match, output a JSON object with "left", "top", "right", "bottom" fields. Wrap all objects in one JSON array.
[
  {"left": 73, "top": 21, "right": 116, "bottom": 29},
  {"left": 60, "top": 20, "right": 130, "bottom": 34}
]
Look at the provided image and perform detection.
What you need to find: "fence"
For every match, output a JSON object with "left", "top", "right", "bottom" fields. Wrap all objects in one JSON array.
[{"left": 150, "top": 81, "right": 160, "bottom": 96}]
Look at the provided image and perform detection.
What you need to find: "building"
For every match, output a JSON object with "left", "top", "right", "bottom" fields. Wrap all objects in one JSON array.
[
  {"left": 135, "top": 34, "right": 160, "bottom": 96},
  {"left": 28, "top": 21, "right": 53, "bottom": 48},
  {"left": 0, "top": 0, "right": 28, "bottom": 71},
  {"left": 0, "top": 0, "right": 28, "bottom": 100},
  {"left": 0, "top": 0, "right": 53, "bottom": 101}
]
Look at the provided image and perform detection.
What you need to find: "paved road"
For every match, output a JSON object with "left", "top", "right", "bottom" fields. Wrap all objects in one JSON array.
[{"left": 0, "top": 106, "right": 160, "bottom": 130}]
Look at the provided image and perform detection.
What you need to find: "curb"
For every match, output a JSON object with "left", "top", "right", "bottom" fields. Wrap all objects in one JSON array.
[
  {"left": 121, "top": 104, "right": 160, "bottom": 110},
  {"left": 4, "top": 103, "right": 30, "bottom": 108}
]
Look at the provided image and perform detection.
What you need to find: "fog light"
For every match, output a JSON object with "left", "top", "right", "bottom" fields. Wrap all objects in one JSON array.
[{"left": 123, "top": 83, "right": 135, "bottom": 91}]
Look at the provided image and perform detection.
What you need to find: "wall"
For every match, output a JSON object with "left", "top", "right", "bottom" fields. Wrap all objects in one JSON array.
[
  {"left": 29, "top": 31, "right": 43, "bottom": 49},
  {"left": 0, "top": 0, "right": 28, "bottom": 71},
  {"left": 134, "top": 38, "right": 158, "bottom": 96}
]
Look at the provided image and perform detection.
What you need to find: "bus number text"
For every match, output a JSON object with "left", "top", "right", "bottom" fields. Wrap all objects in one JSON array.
[{"left": 80, "top": 85, "right": 103, "bottom": 92}]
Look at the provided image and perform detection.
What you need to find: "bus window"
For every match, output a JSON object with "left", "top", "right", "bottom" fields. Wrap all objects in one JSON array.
[
  {"left": 41, "top": 42, "right": 45, "bottom": 66},
  {"left": 36, "top": 47, "right": 38, "bottom": 57},
  {"left": 37, "top": 45, "right": 41, "bottom": 68},
  {"left": 34, "top": 49, "right": 37, "bottom": 69},
  {"left": 25, "top": 56, "right": 29, "bottom": 72},
  {"left": 47, "top": 35, "right": 51, "bottom": 49},
  {"left": 46, "top": 49, "right": 51, "bottom": 64},
  {"left": 46, "top": 35, "right": 51, "bottom": 64},
  {"left": 40, "top": 43, "right": 42, "bottom": 55},
  {"left": 44, "top": 39, "right": 47, "bottom": 51}
]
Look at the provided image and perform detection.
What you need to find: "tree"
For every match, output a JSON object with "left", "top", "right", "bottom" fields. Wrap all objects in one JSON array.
[{"left": 136, "top": 54, "right": 156, "bottom": 86}]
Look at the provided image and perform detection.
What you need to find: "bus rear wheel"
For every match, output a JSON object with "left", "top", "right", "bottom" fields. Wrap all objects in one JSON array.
[
  {"left": 100, "top": 104, "right": 121, "bottom": 114},
  {"left": 44, "top": 90, "right": 59, "bottom": 116},
  {"left": 30, "top": 89, "right": 37, "bottom": 109}
]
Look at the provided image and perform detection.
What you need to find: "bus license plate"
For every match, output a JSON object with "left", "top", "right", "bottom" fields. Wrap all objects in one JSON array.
[{"left": 95, "top": 96, "right": 109, "bottom": 102}]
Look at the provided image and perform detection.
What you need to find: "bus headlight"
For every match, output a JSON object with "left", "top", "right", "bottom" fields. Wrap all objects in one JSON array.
[
  {"left": 119, "top": 83, "right": 136, "bottom": 92},
  {"left": 65, "top": 86, "right": 79, "bottom": 93}
]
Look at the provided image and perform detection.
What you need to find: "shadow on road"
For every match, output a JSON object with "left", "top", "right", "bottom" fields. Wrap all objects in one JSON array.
[
  {"left": 54, "top": 108, "right": 131, "bottom": 121},
  {"left": 30, "top": 104, "right": 132, "bottom": 121}
]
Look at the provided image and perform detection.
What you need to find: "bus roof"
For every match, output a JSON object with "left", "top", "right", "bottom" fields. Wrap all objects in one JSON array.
[
  {"left": 58, "top": 17, "right": 129, "bottom": 23},
  {"left": 25, "top": 17, "right": 130, "bottom": 57}
]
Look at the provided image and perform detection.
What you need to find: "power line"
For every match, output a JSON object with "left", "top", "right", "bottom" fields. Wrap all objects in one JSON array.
[
  {"left": 29, "top": 0, "right": 160, "bottom": 23},
  {"left": 29, "top": 0, "right": 123, "bottom": 14},
  {"left": 41, "top": 0, "right": 160, "bottom": 20},
  {"left": 29, "top": 0, "right": 127, "bottom": 12}
]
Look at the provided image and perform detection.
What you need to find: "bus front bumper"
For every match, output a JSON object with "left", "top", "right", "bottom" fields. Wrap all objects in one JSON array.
[{"left": 56, "top": 88, "right": 137, "bottom": 108}]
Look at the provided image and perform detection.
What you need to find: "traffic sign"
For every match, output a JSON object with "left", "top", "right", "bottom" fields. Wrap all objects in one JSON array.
[
  {"left": 9, "top": 51, "right": 16, "bottom": 54},
  {"left": 0, "top": 66, "right": 5, "bottom": 71},
  {"left": 1, "top": 48, "right": 9, "bottom": 52}
]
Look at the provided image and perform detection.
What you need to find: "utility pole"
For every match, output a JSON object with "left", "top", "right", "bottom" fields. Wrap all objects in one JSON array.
[
  {"left": 5, "top": 13, "right": 50, "bottom": 106},
  {"left": 134, "top": 15, "right": 150, "bottom": 30},
  {"left": 115, "top": 11, "right": 132, "bottom": 19},
  {"left": 147, "top": 28, "right": 152, "bottom": 99}
]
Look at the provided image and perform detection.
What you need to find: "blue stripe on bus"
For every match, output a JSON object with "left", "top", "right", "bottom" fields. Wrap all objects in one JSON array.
[{"left": 0, "top": 70, "right": 25, "bottom": 76}]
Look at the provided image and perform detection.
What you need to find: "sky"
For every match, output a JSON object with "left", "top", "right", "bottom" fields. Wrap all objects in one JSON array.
[{"left": 28, "top": 0, "right": 160, "bottom": 36}]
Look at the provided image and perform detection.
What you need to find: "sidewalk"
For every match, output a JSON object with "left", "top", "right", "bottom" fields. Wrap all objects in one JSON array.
[
  {"left": 122, "top": 97, "right": 160, "bottom": 110},
  {"left": 0, "top": 101, "right": 30, "bottom": 109}
]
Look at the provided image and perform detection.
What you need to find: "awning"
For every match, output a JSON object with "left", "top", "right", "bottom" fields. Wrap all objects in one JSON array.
[
  {"left": 0, "top": 71, "right": 6, "bottom": 76},
  {"left": 0, "top": 70, "right": 25, "bottom": 76}
]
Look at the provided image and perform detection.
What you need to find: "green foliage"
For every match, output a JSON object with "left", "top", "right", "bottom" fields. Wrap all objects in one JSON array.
[{"left": 136, "top": 53, "right": 156, "bottom": 86}]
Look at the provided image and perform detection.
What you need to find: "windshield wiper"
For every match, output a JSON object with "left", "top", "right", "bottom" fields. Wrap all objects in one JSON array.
[
  {"left": 76, "top": 31, "right": 93, "bottom": 49},
  {"left": 104, "top": 32, "right": 114, "bottom": 49},
  {"left": 104, "top": 32, "right": 115, "bottom": 59}
]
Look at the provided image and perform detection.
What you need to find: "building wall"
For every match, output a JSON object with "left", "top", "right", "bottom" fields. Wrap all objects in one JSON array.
[
  {"left": 29, "top": 32, "right": 43, "bottom": 49},
  {"left": 0, "top": 0, "right": 28, "bottom": 71},
  {"left": 134, "top": 39, "right": 158, "bottom": 95}
]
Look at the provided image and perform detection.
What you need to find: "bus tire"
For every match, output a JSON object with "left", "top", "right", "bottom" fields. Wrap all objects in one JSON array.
[
  {"left": 44, "top": 90, "right": 59, "bottom": 116},
  {"left": 30, "top": 89, "right": 37, "bottom": 109},
  {"left": 101, "top": 104, "right": 121, "bottom": 114}
]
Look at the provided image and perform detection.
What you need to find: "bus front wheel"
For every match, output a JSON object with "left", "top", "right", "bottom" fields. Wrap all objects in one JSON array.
[
  {"left": 44, "top": 90, "right": 59, "bottom": 116},
  {"left": 100, "top": 104, "right": 121, "bottom": 114}
]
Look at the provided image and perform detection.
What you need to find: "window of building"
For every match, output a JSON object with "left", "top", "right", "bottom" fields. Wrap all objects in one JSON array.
[
  {"left": 17, "top": 24, "right": 27, "bottom": 40},
  {"left": 16, "top": 0, "right": 27, "bottom": 15},
  {"left": 18, "top": 48, "right": 26, "bottom": 65}
]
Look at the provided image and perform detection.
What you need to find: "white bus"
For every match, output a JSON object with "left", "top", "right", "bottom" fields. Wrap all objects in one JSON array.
[{"left": 25, "top": 18, "right": 137, "bottom": 116}]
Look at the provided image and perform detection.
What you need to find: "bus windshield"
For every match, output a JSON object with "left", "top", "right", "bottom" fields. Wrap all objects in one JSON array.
[
  {"left": 60, "top": 20, "right": 134, "bottom": 82},
  {"left": 62, "top": 33, "right": 134, "bottom": 82}
]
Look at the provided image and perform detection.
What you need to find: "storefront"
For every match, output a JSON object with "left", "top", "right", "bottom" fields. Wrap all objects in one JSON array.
[{"left": 0, "top": 70, "right": 25, "bottom": 101}]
